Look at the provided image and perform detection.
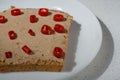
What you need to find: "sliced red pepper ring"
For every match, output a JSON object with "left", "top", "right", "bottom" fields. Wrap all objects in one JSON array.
[
  {"left": 11, "top": 9, "right": 21, "bottom": 16},
  {"left": 8, "top": 31, "right": 17, "bottom": 40},
  {"left": 53, "top": 47, "right": 63, "bottom": 58},
  {"left": 28, "top": 29, "right": 35, "bottom": 36},
  {"left": 22, "top": 45, "right": 32, "bottom": 54},
  {"left": 30, "top": 15, "right": 37, "bottom": 23},
  {"left": 41, "top": 25, "right": 53, "bottom": 35},
  {"left": 5, "top": 51, "right": 12, "bottom": 58},
  {"left": 0, "top": 15, "right": 6, "bottom": 23},
  {"left": 54, "top": 24, "right": 65, "bottom": 33},
  {"left": 53, "top": 14, "right": 64, "bottom": 21},
  {"left": 38, "top": 8, "right": 49, "bottom": 16}
]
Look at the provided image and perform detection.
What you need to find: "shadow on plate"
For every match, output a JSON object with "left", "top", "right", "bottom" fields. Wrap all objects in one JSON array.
[
  {"left": 62, "top": 20, "right": 81, "bottom": 72},
  {"left": 69, "top": 18, "right": 114, "bottom": 80}
]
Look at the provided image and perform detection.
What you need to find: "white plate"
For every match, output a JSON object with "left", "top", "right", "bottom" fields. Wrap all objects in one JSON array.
[{"left": 0, "top": 0, "right": 102, "bottom": 80}]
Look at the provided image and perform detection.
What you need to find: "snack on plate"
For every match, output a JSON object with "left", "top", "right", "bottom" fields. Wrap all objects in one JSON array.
[{"left": 0, "top": 6, "right": 73, "bottom": 72}]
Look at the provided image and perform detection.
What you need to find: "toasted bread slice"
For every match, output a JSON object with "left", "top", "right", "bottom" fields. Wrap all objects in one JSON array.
[{"left": 0, "top": 7, "right": 73, "bottom": 72}]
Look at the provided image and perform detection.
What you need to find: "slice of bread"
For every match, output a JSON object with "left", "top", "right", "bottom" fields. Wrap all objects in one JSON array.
[{"left": 0, "top": 7, "right": 73, "bottom": 72}]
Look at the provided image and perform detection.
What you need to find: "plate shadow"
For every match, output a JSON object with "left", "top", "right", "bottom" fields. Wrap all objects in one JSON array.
[
  {"left": 69, "top": 18, "right": 114, "bottom": 80},
  {"left": 62, "top": 20, "right": 81, "bottom": 72}
]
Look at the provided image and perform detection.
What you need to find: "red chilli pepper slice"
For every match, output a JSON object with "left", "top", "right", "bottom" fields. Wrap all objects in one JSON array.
[
  {"left": 28, "top": 29, "right": 35, "bottom": 36},
  {"left": 5, "top": 51, "right": 12, "bottom": 58},
  {"left": 53, "top": 47, "right": 63, "bottom": 58},
  {"left": 38, "top": 8, "right": 49, "bottom": 16},
  {"left": 54, "top": 24, "right": 65, "bottom": 33},
  {"left": 0, "top": 15, "right": 6, "bottom": 23},
  {"left": 41, "top": 25, "right": 53, "bottom": 35},
  {"left": 8, "top": 31, "right": 17, "bottom": 40},
  {"left": 22, "top": 45, "right": 32, "bottom": 54},
  {"left": 30, "top": 15, "right": 37, "bottom": 23},
  {"left": 11, "top": 9, "right": 21, "bottom": 16},
  {"left": 53, "top": 14, "right": 64, "bottom": 21}
]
